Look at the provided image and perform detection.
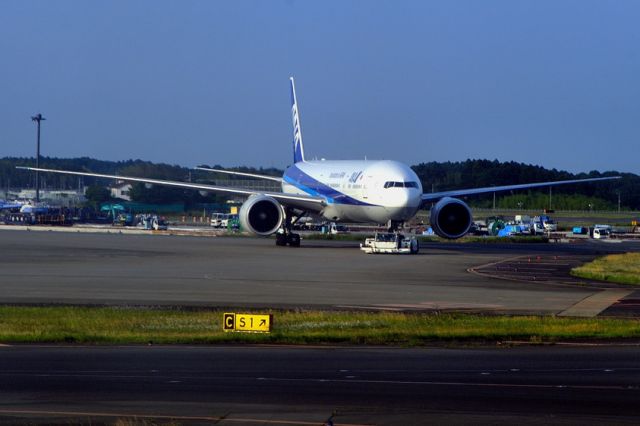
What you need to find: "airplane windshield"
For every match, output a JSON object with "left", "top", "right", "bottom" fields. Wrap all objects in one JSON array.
[{"left": 384, "top": 181, "right": 419, "bottom": 189}]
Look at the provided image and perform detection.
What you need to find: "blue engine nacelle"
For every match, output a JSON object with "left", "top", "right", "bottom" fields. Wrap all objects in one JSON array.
[{"left": 429, "top": 197, "right": 472, "bottom": 239}]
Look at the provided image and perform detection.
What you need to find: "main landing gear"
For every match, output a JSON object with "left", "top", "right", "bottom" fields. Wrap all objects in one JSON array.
[
  {"left": 275, "top": 231, "right": 301, "bottom": 247},
  {"left": 275, "top": 208, "right": 304, "bottom": 247}
]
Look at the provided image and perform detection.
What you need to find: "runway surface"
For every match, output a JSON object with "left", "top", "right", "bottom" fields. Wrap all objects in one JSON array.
[
  {"left": 1, "top": 344, "right": 639, "bottom": 425},
  {"left": 1, "top": 229, "right": 638, "bottom": 314}
]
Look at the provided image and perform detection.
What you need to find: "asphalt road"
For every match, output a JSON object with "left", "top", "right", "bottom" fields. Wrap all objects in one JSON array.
[
  {"left": 1, "top": 344, "right": 639, "bottom": 425},
  {"left": 1, "top": 229, "right": 638, "bottom": 314}
]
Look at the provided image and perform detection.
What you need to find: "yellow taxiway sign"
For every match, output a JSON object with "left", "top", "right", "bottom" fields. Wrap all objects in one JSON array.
[{"left": 223, "top": 313, "right": 272, "bottom": 333}]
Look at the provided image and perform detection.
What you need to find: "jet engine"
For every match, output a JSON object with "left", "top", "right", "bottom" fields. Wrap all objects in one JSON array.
[
  {"left": 239, "top": 195, "right": 284, "bottom": 236},
  {"left": 429, "top": 197, "right": 472, "bottom": 239}
]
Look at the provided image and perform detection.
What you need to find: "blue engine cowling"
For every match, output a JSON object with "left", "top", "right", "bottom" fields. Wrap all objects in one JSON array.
[{"left": 429, "top": 197, "right": 472, "bottom": 239}]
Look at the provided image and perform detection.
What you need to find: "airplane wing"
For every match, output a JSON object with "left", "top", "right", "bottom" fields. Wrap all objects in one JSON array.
[
  {"left": 17, "top": 167, "right": 325, "bottom": 212},
  {"left": 195, "top": 167, "right": 283, "bottom": 182},
  {"left": 421, "top": 176, "right": 620, "bottom": 203}
]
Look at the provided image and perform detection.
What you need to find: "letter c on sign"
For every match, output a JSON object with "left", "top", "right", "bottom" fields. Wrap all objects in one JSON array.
[{"left": 224, "top": 313, "right": 235, "bottom": 330}]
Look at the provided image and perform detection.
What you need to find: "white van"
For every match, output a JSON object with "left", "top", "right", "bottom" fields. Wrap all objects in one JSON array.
[
  {"left": 210, "top": 212, "right": 229, "bottom": 228},
  {"left": 592, "top": 225, "right": 612, "bottom": 239}
]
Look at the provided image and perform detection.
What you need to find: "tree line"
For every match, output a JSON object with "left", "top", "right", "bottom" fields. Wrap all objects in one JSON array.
[
  {"left": 412, "top": 159, "right": 636, "bottom": 210},
  {"left": 1, "top": 157, "right": 638, "bottom": 210}
]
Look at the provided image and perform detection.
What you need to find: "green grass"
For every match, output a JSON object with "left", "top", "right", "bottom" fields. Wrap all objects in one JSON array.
[
  {"left": 571, "top": 253, "right": 640, "bottom": 285},
  {"left": 1, "top": 307, "right": 640, "bottom": 345}
]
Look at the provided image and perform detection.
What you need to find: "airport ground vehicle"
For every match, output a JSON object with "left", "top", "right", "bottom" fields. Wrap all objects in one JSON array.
[
  {"left": 360, "top": 233, "right": 419, "bottom": 254},
  {"left": 593, "top": 228, "right": 610, "bottom": 239},
  {"left": 220, "top": 214, "right": 238, "bottom": 228},
  {"left": 539, "top": 215, "right": 557, "bottom": 231},
  {"left": 139, "top": 214, "right": 168, "bottom": 230},
  {"left": 221, "top": 214, "right": 239, "bottom": 230},
  {"left": 531, "top": 220, "right": 546, "bottom": 234},
  {"left": 153, "top": 217, "right": 168, "bottom": 230},
  {"left": 469, "top": 220, "right": 489, "bottom": 235},
  {"left": 322, "top": 222, "right": 348, "bottom": 234},
  {"left": 210, "top": 212, "right": 229, "bottom": 228},
  {"left": 592, "top": 224, "right": 612, "bottom": 239},
  {"left": 2, "top": 205, "right": 71, "bottom": 226}
]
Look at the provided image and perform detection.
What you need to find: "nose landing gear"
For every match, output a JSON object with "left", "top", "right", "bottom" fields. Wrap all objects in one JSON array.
[{"left": 387, "top": 220, "right": 404, "bottom": 233}]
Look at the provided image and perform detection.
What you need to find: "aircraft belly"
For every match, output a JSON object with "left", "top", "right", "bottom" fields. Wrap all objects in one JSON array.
[{"left": 321, "top": 205, "right": 377, "bottom": 223}]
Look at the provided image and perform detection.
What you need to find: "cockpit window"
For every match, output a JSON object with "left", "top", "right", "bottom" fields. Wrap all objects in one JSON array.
[{"left": 384, "top": 181, "right": 419, "bottom": 189}]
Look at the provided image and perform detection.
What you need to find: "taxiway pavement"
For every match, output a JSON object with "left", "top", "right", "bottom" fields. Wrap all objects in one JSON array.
[{"left": 1, "top": 229, "right": 638, "bottom": 314}]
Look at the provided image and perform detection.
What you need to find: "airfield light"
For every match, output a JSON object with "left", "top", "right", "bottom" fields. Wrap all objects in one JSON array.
[{"left": 31, "top": 113, "right": 46, "bottom": 203}]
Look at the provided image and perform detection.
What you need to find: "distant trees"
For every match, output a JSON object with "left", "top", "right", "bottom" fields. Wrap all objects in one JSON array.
[
  {"left": 84, "top": 185, "right": 112, "bottom": 207},
  {"left": 412, "top": 159, "right": 637, "bottom": 210},
  {"left": 117, "top": 162, "right": 191, "bottom": 204},
  {"left": 1, "top": 156, "right": 638, "bottom": 210},
  {"left": 472, "top": 193, "right": 615, "bottom": 211}
]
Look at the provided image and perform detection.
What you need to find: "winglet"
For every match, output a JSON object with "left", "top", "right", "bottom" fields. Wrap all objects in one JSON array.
[{"left": 290, "top": 77, "right": 305, "bottom": 163}]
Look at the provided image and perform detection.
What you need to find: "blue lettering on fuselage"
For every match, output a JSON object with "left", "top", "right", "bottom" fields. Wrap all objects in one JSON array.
[
  {"left": 283, "top": 166, "right": 376, "bottom": 206},
  {"left": 348, "top": 171, "right": 363, "bottom": 183}
]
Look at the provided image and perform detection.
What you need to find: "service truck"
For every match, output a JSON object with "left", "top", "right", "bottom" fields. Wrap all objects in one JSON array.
[{"left": 360, "top": 233, "right": 419, "bottom": 254}]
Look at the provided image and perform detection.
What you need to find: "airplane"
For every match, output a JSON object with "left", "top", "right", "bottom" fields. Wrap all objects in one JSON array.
[
  {"left": 19, "top": 77, "right": 619, "bottom": 247},
  {"left": 0, "top": 200, "right": 24, "bottom": 211}
]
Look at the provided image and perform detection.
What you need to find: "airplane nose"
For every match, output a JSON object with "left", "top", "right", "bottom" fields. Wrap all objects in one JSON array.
[
  {"left": 408, "top": 188, "right": 421, "bottom": 206},
  {"left": 394, "top": 188, "right": 419, "bottom": 208},
  {"left": 386, "top": 189, "right": 421, "bottom": 221},
  {"left": 400, "top": 189, "right": 412, "bottom": 205}
]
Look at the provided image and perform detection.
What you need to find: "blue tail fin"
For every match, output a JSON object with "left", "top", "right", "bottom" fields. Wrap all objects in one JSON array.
[{"left": 290, "top": 77, "right": 305, "bottom": 163}]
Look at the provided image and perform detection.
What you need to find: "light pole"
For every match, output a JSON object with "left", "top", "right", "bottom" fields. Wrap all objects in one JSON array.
[
  {"left": 618, "top": 191, "right": 621, "bottom": 213},
  {"left": 31, "top": 113, "right": 46, "bottom": 203}
]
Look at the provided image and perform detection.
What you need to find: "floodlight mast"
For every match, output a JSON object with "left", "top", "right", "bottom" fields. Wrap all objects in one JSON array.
[{"left": 31, "top": 113, "right": 46, "bottom": 203}]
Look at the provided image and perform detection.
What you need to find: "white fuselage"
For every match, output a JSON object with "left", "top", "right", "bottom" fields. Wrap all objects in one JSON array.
[{"left": 281, "top": 160, "right": 423, "bottom": 224}]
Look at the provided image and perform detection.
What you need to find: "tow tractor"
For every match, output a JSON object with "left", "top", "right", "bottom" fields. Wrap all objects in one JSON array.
[{"left": 360, "top": 232, "right": 419, "bottom": 254}]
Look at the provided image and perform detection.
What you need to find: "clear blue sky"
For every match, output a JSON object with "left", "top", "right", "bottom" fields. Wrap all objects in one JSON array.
[{"left": 1, "top": 1, "right": 638, "bottom": 173}]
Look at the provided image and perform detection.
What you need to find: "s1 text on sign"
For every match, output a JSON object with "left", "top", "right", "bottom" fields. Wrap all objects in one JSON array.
[{"left": 223, "top": 313, "right": 272, "bottom": 333}]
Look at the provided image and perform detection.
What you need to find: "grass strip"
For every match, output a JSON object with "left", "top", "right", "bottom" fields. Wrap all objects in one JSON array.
[
  {"left": 571, "top": 253, "right": 640, "bottom": 285},
  {"left": 1, "top": 307, "right": 639, "bottom": 345}
]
